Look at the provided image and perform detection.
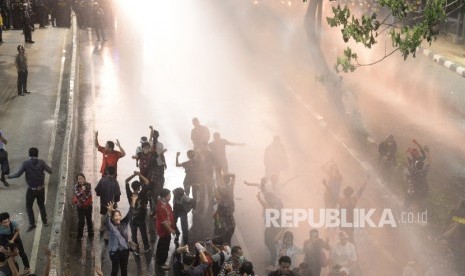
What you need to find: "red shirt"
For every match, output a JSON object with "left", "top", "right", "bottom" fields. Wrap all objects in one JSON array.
[
  {"left": 155, "top": 200, "right": 175, "bottom": 237},
  {"left": 98, "top": 146, "right": 123, "bottom": 175}
]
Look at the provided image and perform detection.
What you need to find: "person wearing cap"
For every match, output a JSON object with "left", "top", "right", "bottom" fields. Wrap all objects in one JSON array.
[
  {"left": 15, "top": 45, "right": 29, "bottom": 96},
  {"left": 6, "top": 147, "right": 52, "bottom": 232},
  {"left": 155, "top": 188, "right": 175, "bottom": 269}
]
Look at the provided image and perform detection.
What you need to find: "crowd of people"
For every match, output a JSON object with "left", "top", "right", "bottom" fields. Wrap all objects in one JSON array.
[
  {"left": 0, "top": 0, "right": 54, "bottom": 44},
  {"left": 0, "top": 0, "right": 110, "bottom": 46},
  {"left": 377, "top": 135, "right": 432, "bottom": 209},
  {"left": 1, "top": 114, "right": 464, "bottom": 276},
  {"left": 77, "top": 117, "right": 374, "bottom": 276},
  {"left": 76, "top": 118, "right": 255, "bottom": 276},
  {"left": 0, "top": 129, "right": 52, "bottom": 275}
]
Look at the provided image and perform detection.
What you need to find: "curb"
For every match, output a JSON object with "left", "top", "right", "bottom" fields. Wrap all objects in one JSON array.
[
  {"left": 418, "top": 47, "right": 465, "bottom": 77},
  {"left": 48, "top": 13, "right": 78, "bottom": 276}
]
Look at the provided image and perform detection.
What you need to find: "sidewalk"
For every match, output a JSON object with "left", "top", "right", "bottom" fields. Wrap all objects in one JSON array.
[
  {"left": 0, "top": 25, "right": 70, "bottom": 275},
  {"left": 419, "top": 33, "right": 465, "bottom": 77}
]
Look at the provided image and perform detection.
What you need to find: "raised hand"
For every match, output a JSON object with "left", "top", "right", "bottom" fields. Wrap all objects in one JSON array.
[{"left": 106, "top": 201, "right": 114, "bottom": 212}]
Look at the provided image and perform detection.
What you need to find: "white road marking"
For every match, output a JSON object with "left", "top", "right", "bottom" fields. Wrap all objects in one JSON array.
[{"left": 29, "top": 35, "right": 67, "bottom": 272}]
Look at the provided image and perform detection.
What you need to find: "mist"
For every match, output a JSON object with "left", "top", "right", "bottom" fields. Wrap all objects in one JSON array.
[{"left": 84, "top": 0, "right": 465, "bottom": 275}]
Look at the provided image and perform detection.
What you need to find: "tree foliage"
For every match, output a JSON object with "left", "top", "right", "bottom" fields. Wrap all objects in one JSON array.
[{"left": 325, "top": 0, "right": 452, "bottom": 72}]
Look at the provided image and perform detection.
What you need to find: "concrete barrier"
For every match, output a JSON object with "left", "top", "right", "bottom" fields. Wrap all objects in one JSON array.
[{"left": 47, "top": 13, "right": 78, "bottom": 276}]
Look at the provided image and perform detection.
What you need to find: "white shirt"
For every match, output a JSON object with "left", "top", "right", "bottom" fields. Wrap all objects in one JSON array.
[
  {"left": 212, "top": 245, "right": 231, "bottom": 263},
  {"left": 330, "top": 242, "right": 357, "bottom": 268},
  {"left": 155, "top": 141, "right": 165, "bottom": 166}
]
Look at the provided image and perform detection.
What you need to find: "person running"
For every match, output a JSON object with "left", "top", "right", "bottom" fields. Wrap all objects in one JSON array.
[
  {"left": 73, "top": 173, "right": 94, "bottom": 240},
  {"left": 7, "top": 147, "right": 52, "bottom": 231}
]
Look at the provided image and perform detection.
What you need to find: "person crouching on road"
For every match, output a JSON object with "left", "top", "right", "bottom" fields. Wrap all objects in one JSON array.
[
  {"left": 106, "top": 195, "right": 136, "bottom": 276},
  {"left": 0, "top": 212, "right": 31, "bottom": 275},
  {"left": 7, "top": 147, "right": 52, "bottom": 232},
  {"left": 73, "top": 173, "right": 94, "bottom": 240}
]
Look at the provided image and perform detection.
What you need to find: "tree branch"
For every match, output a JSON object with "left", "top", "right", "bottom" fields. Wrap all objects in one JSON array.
[{"left": 355, "top": 48, "right": 400, "bottom": 67}]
